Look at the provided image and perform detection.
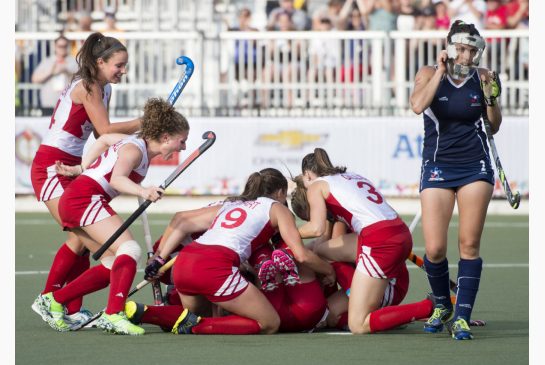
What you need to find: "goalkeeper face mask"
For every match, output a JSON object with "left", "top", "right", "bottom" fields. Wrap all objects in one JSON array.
[{"left": 446, "top": 32, "right": 485, "bottom": 80}]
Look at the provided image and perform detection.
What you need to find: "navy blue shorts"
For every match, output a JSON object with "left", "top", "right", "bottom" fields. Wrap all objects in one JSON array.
[{"left": 419, "top": 159, "right": 494, "bottom": 191}]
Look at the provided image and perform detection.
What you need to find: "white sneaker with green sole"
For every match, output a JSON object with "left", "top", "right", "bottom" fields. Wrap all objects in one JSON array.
[{"left": 95, "top": 311, "right": 145, "bottom": 335}]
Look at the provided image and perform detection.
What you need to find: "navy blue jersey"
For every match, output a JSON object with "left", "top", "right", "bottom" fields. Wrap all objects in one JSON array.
[{"left": 421, "top": 69, "right": 490, "bottom": 164}]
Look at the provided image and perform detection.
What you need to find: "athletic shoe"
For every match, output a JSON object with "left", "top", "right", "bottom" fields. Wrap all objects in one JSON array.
[
  {"left": 171, "top": 308, "right": 201, "bottom": 334},
  {"left": 95, "top": 311, "right": 145, "bottom": 335},
  {"left": 449, "top": 317, "right": 474, "bottom": 340},
  {"left": 124, "top": 301, "right": 148, "bottom": 325},
  {"left": 257, "top": 259, "right": 279, "bottom": 291},
  {"left": 271, "top": 249, "right": 300, "bottom": 286},
  {"left": 31, "top": 292, "right": 70, "bottom": 332},
  {"left": 423, "top": 304, "right": 454, "bottom": 333},
  {"left": 31, "top": 293, "right": 50, "bottom": 322},
  {"left": 64, "top": 308, "right": 94, "bottom": 331}
]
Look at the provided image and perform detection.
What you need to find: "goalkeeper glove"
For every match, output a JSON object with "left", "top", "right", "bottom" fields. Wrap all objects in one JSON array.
[{"left": 481, "top": 71, "right": 502, "bottom": 106}]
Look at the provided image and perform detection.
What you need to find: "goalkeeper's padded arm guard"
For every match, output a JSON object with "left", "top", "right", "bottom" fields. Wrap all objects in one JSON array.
[{"left": 482, "top": 71, "right": 502, "bottom": 106}]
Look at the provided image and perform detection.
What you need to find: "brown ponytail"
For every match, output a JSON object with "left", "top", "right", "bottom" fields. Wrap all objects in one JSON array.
[
  {"left": 226, "top": 168, "right": 287, "bottom": 202},
  {"left": 301, "top": 148, "right": 346, "bottom": 177},
  {"left": 290, "top": 174, "right": 310, "bottom": 221},
  {"left": 72, "top": 32, "right": 127, "bottom": 94}
]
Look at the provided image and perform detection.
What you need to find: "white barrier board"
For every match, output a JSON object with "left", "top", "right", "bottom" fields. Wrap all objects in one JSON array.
[{"left": 15, "top": 117, "right": 528, "bottom": 197}]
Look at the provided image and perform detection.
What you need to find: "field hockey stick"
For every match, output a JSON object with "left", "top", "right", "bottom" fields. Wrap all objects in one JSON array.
[
  {"left": 407, "top": 251, "right": 457, "bottom": 294},
  {"left": 168, "top": 56, "right": 194, "bottom": 105},
  {"left": 92, "top": 131, "right": 217, "bottom": 260},
  {"left": 408, "top": 209, "right": 421, "bottom": 234},
  {"left": 480, "top": 72, "right": 520, "bottom": 209},
  {"left": 482, "top": 119, "right": 520, "bottom": 209},
  {"left": 73, "top": 257, "right": 178, "bottom": 331},
  {"left": 137, "top": 196, "right": 164, "bottom": 306}
]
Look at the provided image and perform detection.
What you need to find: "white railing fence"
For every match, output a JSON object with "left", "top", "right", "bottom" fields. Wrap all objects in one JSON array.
[
  {"left": 15, "top": 0, "right": 214, "bottom": 32},
  {"left": 15, "top": 29, "right": 529, "bottom": 117}
]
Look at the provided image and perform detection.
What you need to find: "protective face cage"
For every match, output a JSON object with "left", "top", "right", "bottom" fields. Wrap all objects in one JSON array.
[{"left": 446, "top": 32, "right": 486, "bottom": 80}]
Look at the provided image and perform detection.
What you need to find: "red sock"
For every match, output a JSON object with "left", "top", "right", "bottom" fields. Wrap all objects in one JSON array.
[
  {"left": 331, "top": 262, "right": 355, "bottom": 293},
  {"left": 43, "top": 243, "right": 79, "bottom": 294},
  {"left": 192, "top": 315, "right": 261, "bottom": 334},
  {"left": 336, "top": 311, "right": 348, "bottom": 330},
  {"left": 64, "top": 252, "right": 91, "bottom": 314},
  {"left": 369, "top": 299, "right": 433, "bottom": 333},
  {"left": 106, "top": 255, "right": 137, "bottom": 315},
  {"left": 141, "top": 305, "right": 185, "bottom": 328},
  {"left": 53, "top": 264, "right": 110, "bottom": 304}
]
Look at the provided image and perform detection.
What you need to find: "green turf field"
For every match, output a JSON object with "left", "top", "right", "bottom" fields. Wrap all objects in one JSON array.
[{"left": 15, "top": 212, "right": 529, "bottom": 365}]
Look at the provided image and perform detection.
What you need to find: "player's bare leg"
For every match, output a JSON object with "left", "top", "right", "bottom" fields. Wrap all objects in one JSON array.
[
  {"left": 347, "top": 271, "right": 388, "bottom": 334},
  {"left": 450, "top": 181, "right": 493, "bottom": 339},
  {"left": 313, "top": 232, "right": 358, "bottom": 263},
  {"left": 420, "top": 188, "right": 456, "bottom": 333}
]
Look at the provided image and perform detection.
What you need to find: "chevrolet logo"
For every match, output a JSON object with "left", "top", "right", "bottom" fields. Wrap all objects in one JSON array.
[{"left": 258, "top": 130, "right": 328, "bottom": 149}]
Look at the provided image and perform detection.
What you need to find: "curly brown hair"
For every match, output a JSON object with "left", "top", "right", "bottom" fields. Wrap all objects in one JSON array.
[{"left": 137, "top": 98, "right": 189, "bottom": 141}]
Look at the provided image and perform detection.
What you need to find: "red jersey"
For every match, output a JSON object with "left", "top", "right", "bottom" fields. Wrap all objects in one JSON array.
[
  {"left": 82, "top": 136, "right": 149, "bottom": 199},
  {"left": 316, "top": 172, "right": 398, "bottom": 235},
  {"left": 42, "top": 79, "right": 111, "bottom": 157},
  {"left": 195, "top": 198, "right": 277, "bottom": 263}
]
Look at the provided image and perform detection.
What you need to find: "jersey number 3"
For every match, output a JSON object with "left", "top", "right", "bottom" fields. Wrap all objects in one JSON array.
[{"left": 357, "top": 181, "right": 383, "bottom": 204}]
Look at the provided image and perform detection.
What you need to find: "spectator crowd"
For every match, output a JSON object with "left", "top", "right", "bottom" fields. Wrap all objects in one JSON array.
[
  {"left": 15, "top": 0, "right": 529, "bottom": 114},
  {"left": 254, "top": 0, "right": 529, "bottom": 33}
]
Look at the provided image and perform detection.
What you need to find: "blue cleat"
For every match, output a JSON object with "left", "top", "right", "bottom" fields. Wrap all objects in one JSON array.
[
  {"left": 449, "top": 317, "right": 474, "bottom": 340},
  {"left": 423, "top": 304, "right": 454, "bottom": 333},
  {"left": 172, "top": 308, "right": 201, "bottom": 334}
]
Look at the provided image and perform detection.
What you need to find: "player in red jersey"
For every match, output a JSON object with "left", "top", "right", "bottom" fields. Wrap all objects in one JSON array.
[
  {"left": 298, "top": 148, "right": 433, "bottom": 334},
  {"left": 117, "top": 193, "right": 327, "bottom": 334},
  {"left": 32, "top": 98, "right": 189, "bottom": 335},
  {"left": 289, "top": 175, "right": 355, "bottom": 331},
  {"left": 30, "top": 32, "right": 142, "bottom": 329},
  {"left": 138, "top": 168, "right": 335, "bottom": 335}
]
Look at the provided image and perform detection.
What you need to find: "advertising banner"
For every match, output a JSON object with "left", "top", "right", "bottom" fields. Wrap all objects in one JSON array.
[{"left": 15, "top": 117, "right": 528, "bottom": 197}]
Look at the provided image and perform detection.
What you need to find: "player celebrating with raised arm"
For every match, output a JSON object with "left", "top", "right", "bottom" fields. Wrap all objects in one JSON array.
[
  {"left": 30, "top": 32, "right": 142, "bottom": 329},
  {"left": 298, "top": 148, "right": 434, "bottom": 335},
  {"left": 409, "top": 21, "right": 502, "bottom": 340},
  {"left": 32, "top": 98, "right": 189, "bottom": 335}
]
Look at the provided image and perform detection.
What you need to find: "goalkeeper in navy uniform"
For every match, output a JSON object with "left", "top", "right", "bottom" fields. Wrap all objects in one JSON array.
[{"left": 409, "top": 20, "right": 502, "bottom": 340}]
